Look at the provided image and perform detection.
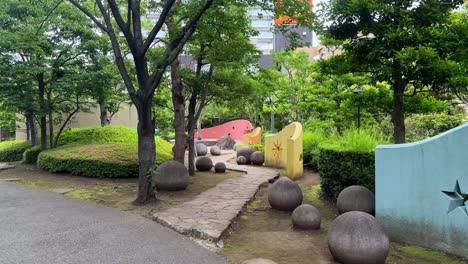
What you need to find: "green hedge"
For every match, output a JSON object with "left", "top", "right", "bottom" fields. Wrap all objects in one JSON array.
[
  {"left": 23, "top": 146, "right": 42, "bottom": 164},
  {"left": 0, "top": 140, "right": 32, "bottom": 162},
  {"left": 38, "top": 143, "right": 139, "bottom": 178},
  {"left": 37, "top": 126, "right": 174, "bottom": 178},
  {"left": 317, "top": 145, "right": 375, "bottom": 199},
  {"left": 37, "top": 140, "right": 173, "bottom": 178},
  {"left": 315, "top": 128, "right": 389, "bottom": 199},
  {"left": 57, "top": 126, "right": 140, "bottom": 146}
]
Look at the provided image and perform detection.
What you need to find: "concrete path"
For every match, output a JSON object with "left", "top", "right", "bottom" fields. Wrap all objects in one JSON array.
[
  {"left": 0, "top": 162, "right": 15, "bottom": 170},
  {"left": 154, "top": 151, "right": 279, "bottom": 246},
  {"left": 0, "top": 181, "right": 225, "bottom": 264}
]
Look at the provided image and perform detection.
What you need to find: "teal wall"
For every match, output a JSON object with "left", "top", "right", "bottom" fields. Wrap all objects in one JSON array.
[{"left": 375, "top": 123, "right": 468, "bottom": 258}]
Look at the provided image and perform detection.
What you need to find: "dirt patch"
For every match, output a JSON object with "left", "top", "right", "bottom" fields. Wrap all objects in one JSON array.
[
  {"left": 221, "top": 169, "right": 467, "bottom": 264},
  {"left": 0, "top": 163, "right": 243, "bottom": 218}
]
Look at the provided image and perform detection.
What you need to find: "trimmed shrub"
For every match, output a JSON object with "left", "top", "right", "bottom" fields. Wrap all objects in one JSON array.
[
  {"left": 318, "top": 146, "right": 375, "bottom": 199},
  {"left": 317, "top": 128, "right": 389, "bottom": 199},
  {"left": 57, "top": 126, "right": 139, "bottom": 146},
  {"left": 56, "top": 126, "right": 173, "bottom": 162},
  {"left": 23, "top": 145, "right": 42, "bottom": 164},
  {"left": 0, "top": 140, "right": 32, "bottom": 162},
  {"left": 235, "top": 143, "right": 264, "bottom": 152},
  {"left": 37, "top": 138, "right": 173, "bottom": 178},
  {"left": 38, "top": 143, "right": 138, "bottom": 178}
]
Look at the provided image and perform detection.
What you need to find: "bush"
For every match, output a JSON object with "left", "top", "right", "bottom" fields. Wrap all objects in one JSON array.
[
  {"left": 38, "top": 143, "right": 139, "bottom": 178},
  {"left": 37, "top": 126, "right": 174, "bottom": 178},
  {"left": 235, "top": 143, "right": 264, "bottom": 152},
  {"left": 303, "top": 130, "right": 328, "bottom": 169},
  {"left": 0, "top": 140, "right": 32, "bottom": 162},
  {"left": 317, "top": 147, "right": 375, "bottom": 199},
  {"left": 23, "top": 146, "right": 42, "bottom": 164},
  {"left": 37, "top": 139, "right": 173, "bottom": 178},
  {"left": 57, "top": 126, "right": 139, "bottom": 146},
  {"left": 317, "top": 128, "right": 389, "bottom": 199},
  {"left": 380, "top": 113, "right": 464, "bottom": 142}
]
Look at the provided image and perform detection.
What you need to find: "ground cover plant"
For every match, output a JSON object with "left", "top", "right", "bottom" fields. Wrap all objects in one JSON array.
[{"left": 0, "top": 140, "right": 32, "bottom": 162}]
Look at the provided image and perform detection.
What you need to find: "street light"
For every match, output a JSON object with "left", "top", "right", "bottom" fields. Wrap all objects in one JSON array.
[
  {"left": 265, "top": 96, "right": 275, "bottom": 133},
  {"left": 354, "top": 87, "right": 364, "bottom": 129}
]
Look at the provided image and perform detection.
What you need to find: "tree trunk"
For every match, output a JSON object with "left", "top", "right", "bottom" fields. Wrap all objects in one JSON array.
[
  {"left": 133, "top": 98, "right": 156, "bottom": 205},
  {"left": 187, "top": 116, "right": 196, "bottom": 176},
  {"left": 26, "top": 111, "right": 37, "bottom": 146},
  {"left": 197, "top": 117, "right": 202, "bottom": 140},
  {"left": 37, "top": 74, "right": 47, "bottom": 150},
  {"left": 47, "top": 97, "right": 54, "bottom": 149},
  {"left": 99, "top": 100, "right": 111, "bottom": 126},
  {"left": 26, "top": 117, "right": 30, "bottom": 141},
  {"left": 391, "top": 81, "right": 406, "bottom": 144},
  {"left": 170, "top": 58, "right": 186, "bottom": 164}
]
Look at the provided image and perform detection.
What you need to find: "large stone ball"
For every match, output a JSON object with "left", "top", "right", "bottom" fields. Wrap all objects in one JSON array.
[
  {"left": 214, "top": 162, "right": 226, "bottom": 173},
  {"left": 196, "top": 143, "right": 208, "bottom": 156},
  {"left": 268, "top": 177, "right": 303, "bottom": 211},
  {"left": 210, "top": 146, "right": 221, "bottom": 156},
  {"left": 337, "top": 185, "right": 375, "bottom": 215},
  {"left": 196, "top": 156, "right": 213, "bottom": 171},
  {"left": 328, "top": 211, "right": 390, "bottom": 264},
  {"left": 250, "top": 151, "right": 264, "bottom": 166},
  {"left": 237, "top": 146, "right": 254, "bottom": 163},
  {"left": 292, "top": 204, "right": 321, "bottom": 230},
  {"left": 152, "top": 161, "right": 189, "bottom": 191},
  {"left": 237, "top": 156, "right": 247, "bottom": 165}
]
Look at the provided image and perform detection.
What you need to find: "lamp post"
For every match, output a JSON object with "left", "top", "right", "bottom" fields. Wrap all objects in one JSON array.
[
  {"left": 265, "top": 96, "right": 275, "bottom": 133},
  {"left": 354, "top": 87, "right": 364, "bottom": 129}
]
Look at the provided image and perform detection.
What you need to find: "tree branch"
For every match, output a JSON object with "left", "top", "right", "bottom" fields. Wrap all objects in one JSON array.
[
  {"left": 67, "top": 0, "right": 108, "bottom": 33},
  {"left": 95, "top": 0, "right": 137, "bottom": 97},
  {"left": 142, "top": 0, "right": 176, "bottom": 53}
]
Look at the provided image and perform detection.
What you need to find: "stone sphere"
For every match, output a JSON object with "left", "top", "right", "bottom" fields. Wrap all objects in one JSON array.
[
  {"left": 152, "top": 161, "right": 189, "bottom": 191},
  {"left": 250, "top": 151, "right": 264, "bottom": 166},
  {"left": 292, "top": 204, "right": 321, "bottom": 230},
  {"left": 337, "top": 185, "right": 375, "bottom": 215},
  {"left": 210, "top": 146, "right": 221, "bottom": 156},
  {"left": 237, "top": 156, "right": 247, "bottom": 165},
  {"left": 195, "top": 156, "right": 213, "bottom": 171},
  {"left": 214, "top": 162, "right": 226, "bottom": 173},
  {"left": 196, "top": 143, "right": 208, "bottom": 156},
  {"left": 237, "top": 146, "right": 254, "bottom": 163},
  {"left": 328, "top": 211, "right": 390, "bottom": 264},
  {"left": 268, "top": 177, "right": 303, "bottom": 211},
  {"left": 233, "top": 143, "right": 238, "bottom": 151}
]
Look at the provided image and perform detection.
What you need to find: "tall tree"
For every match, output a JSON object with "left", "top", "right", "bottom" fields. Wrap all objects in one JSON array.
[
  {"left": 319, "top": 0, "right": 465, "bottom": 143},
  {"left": 68, "top": 0, "right": 313, "bottom": 204}
]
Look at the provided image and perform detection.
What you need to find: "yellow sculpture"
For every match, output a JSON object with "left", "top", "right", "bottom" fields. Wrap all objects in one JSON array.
[
  {"left": 242, "top": 127, "right": 262, "bottom": 145},
  {"left": 265, "top": 122, "right": 303, "bottom": 179}
]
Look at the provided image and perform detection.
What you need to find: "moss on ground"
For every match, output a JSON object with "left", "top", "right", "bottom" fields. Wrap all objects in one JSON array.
[{"left": 388, "top": 244, "right": 466, "bottom": 264}]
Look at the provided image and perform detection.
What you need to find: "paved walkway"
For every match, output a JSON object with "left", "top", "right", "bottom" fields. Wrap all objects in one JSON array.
[
  {"left": 0, "top": 181, "right": 225, "bottom": 264},
  {"left": 0, "top": 162, "right": 15, "bottom": 170},
  {"left": 153, "top": 150, "right": 279, "bottom": 245}
]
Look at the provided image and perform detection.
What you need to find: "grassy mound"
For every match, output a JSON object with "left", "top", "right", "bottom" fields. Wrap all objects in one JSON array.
[
  {"left": 57, "top": 126, "right": 140, "bottom": 146},
  {"left": 37, "top": 126, "right": 173, "bottom": 177},
  {"left": 0, "top": 140, "right": 32, "bottom": 162}
]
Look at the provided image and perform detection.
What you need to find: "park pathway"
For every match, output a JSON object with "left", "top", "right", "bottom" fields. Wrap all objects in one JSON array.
[
  {"left": 153, "top": 150, "right": 280, "bottom": 246},
  {"left": 0, "top": 180, "right": 225, "bottom": 264}
]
